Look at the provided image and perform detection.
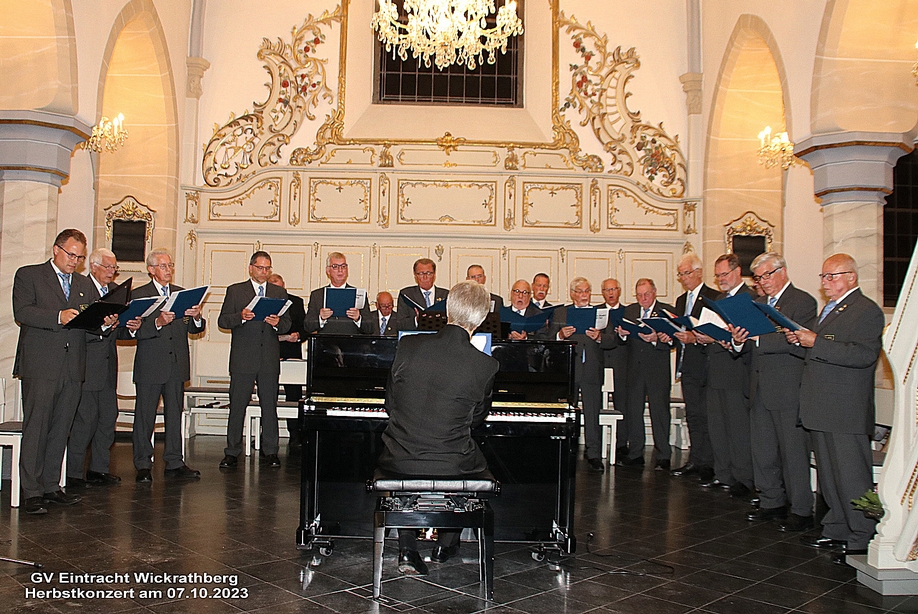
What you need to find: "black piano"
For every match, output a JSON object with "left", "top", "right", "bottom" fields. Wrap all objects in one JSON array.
[{"left": 297, "top": 334, "right": 578, "bottom": 558}]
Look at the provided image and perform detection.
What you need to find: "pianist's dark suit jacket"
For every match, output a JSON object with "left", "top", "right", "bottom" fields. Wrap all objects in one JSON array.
[{"left": 378, "top": 324, "right": 499, "bottom": 476}]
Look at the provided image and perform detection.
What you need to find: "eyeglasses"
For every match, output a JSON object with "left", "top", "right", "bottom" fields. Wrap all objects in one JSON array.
[
  {"left": 676, "top": 269, "right": 701, "bottom": 278},
  {"left": 714, "top": 266, "right": 739, "bottom": 280},
  {"left": 251, "top": 265, "right": 272, "bottom": 273},
  {"left": 97, "top": 263, "right": 120, "bottom": 272},
  {"left": 818, "top": 271, "right": 853, "bottom": 281},
  {"left": 55, "top": 245, "right": 86, "bottom": 263},
  {"left": 414, "top": 271, "right": 435, "bottom": 277},
  {"left": 152, "top": 263, "right": 175, "bottom": 270},
  {"left": 512, "top": 290, "right": 531, "bottom": 295},
  {"left": 752, "top": 266, "right": 783, "bottom": 283},
  {"left": 377, "top": 303, "right": 393, "bottom": 309},
  {"left": 328, "top": 263, "right": 348, "bottom": 270}
]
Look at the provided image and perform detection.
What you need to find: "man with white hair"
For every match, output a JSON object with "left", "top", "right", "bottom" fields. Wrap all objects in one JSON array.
[
  {"left": 67, "top": 248, "right": 124, "bottom": 487},
  {"left": 378, "top": 280, "right": 500, "bottom": 575}
]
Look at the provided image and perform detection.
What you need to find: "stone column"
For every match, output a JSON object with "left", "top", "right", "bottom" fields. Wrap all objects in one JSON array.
[
  {"left": 795, "top": 131, "right": 912, "bottom": 305},
  {"left": 0, "top": 110, "right": 90, "bottom": 420}
]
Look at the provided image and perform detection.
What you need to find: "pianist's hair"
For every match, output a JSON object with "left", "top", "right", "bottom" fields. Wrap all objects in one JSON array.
[
  {"left": 146, "top": 248, "right": 172, "bottom": 267},
  {"left": 447, "top": 281, "right": 491, "bottom": 332}
]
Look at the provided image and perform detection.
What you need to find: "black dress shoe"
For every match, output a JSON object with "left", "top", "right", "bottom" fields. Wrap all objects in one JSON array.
[
  {"left": 801, "top": 534, "right": 846, "bottom": 549},
  {"left": 397, "top": 549, "right": 428, "bottom": 575},
  {"left": 67, "top": 477, "right": 89, "bottom": 489},
  {"left": 430, "top": 544, "right": 459, "bottom": 563},
  {"left": 618, "top": 455, "right": 644, "bottom": 467},
  {"left": 219, "top": 455, "right": 238, "bottom": 469},
  {"left": 587, "top": 458, "right": 605, "bottom": 473},
  {"left": 832, "top": 549, "right": 867, "bottom": 565},
  {"left": 164, "top": 465, "right": 201, "bottom": 479},
  {"left": 654, "top": 459, "right": 671, "bottom": 471},
  {"left": 747, "top": 506, "right": 787, "bottom": 522},
  {"left": 670, "top": 462, "right": 698, "bottom": 476},
  {"left": 700, "top": 478, "right": 730, "bottom": 490},
  {"left": 136, "top": 469, "right": 153, "bottom": 483},
  {"left": 86, "top": 470, "right": 121, "bottom": 485},
  {"left": 778, "top": 513, "right": 814, "bottom": 532},
  {"left": 23, "top": 496, "right": 47, "bottom": 515},
  {"left": 698, "top": 466, "right": 715, "bottom": 482},
  {"left": 262, "top": 454, "right": 281, "bottom": 467},
  {"left": 615, "top": 446, "right": 629, "bottom": 461},
  {"left": 729, "top": 482, "right": 752, "bottom": 498},
  {"left": 43, "top": 490, "right": 81, "bottom": 505}
]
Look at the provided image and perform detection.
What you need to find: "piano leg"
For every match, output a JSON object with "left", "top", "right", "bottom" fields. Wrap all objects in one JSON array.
[{"left": 297, "top": 427, "right": 334, "bottom": 556}]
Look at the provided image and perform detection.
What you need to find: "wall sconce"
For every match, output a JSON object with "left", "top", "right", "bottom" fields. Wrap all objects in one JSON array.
[
  {"left": 757, "top": 126, "right": 799, "bottom": 170},
  {"left": 912, "top": 39, "right": 918, "bottom": 86},
  {"left": 82, "top": 113, "right": 128, "bottom": 153}
]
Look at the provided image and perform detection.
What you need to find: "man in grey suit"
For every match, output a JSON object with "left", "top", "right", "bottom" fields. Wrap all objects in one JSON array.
[
  {"left": 506, "top": 280, "right": 544, "bottom": 340},
  {"left": 67, "top": 248, "right": 123, "bottom": 487},
  {"left": 218, "top": 251, "right": 291, "bottom": 469},
  {"left": 790, "top": 254, "right": 884, "bottom": 562},
  {"left": 671, "top": 253, "right": 721, "bottom": 479},
  {"left": 370, "top": 291, "right": 399, "bottom": 336},
  {"left": 617, "top": 278, "right": 675, "bottom": 470},
  {"left": 395, "top": 258, "right": 449, "bottom": 330},
  {"left": 734, "top": 252, "right": 817, "bottom": 528},
  {"left": 130, "top": 248, "right": 205, "bottom": 483},
  {"left": 545, "top": 277, "right": 617, "bottom": 473},
  {"left": 304, "top": 252, "right": 372, "bottom": 335},
  {"left": 13, "top": 228, "right": 102, "bottom": 514},
  {"left": 601, "top": 278, "right": 629, "bottom": 462}
]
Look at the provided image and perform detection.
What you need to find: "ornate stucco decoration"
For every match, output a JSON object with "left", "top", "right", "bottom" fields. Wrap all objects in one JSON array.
[
  {"left": 308, "top": 178, "right": 371, "bottom": 223},
  {"left": 522, "top": 183, "right": 583, "bottom": 228},
  {"left": 558, "top": 13, "right": 686, "bottom": 198},
  {"left": 683, "top": 200, "right": 697, "bottom": 234},
  {"left": 202, "top": 7, "right": 342, "bottom": 187},
  {"left": 725, "top": 211, "right": 775, "bottom": 252},
  {"left": 184, "top": 191, "right": 200, "bottom": 224},
  {"left": 607, "top": 187, "right": 678, "bottom": 230},
  {"left": 104, "top": 196, "right": 155, "bottom": 244},
  {"left": 209, "top": 178, "right": 281, "bottom": 221}
]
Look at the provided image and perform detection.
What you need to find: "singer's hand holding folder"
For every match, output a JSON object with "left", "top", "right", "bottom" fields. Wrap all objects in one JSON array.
[
  {"left": 704, "top": 292, "right": 777, "bottom": 337},
  {"left": 64, "top": 277, "right": 132, "bottom": 329},
  {"left": 244, "top": 296, "right": 292, "bottom": 321},
  {"left": 162, "top": 285, "right": 209, "bottom": 316},
  {"left": 565, "top": 306, "right": 600, "bottom": 334},
  {"left": 324, "top": 287, "right": 367, "bottom": 317},
  {"left": 499, "top": 307, "right": 550, "bottom": 333},
  {"left": 117, "top": 296, "right": 165, "bottom": 327},
  {"left": 618, "top": 317, "right": 653, "bottom": 336},
  {"left": 640, "top": 317, "right": 684, "bottom": 336}
]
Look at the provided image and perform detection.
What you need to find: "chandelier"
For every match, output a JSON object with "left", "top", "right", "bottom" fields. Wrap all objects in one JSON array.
[
  {"left": 83, "top": 113, "right": 128, "bottom": 153},
  {"left": 372, "top": 0, "right": 524, "bottom": 71},
  {"left": 757, "top": 126, "right": 799, "bottom": 170}
]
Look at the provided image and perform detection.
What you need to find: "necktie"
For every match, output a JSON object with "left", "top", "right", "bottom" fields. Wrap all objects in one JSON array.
[
  {"left": 59, "top": 273, "right": 70, "bottom": 300},
  {"left": 423, "top": 290, "right": 432, "bottom": 307},
  {"left": 100, "top": 285, "right": 108, "bottom": 297},
  {"left": 684, "top": 291, "right": 694, "bottom": 316},
  {"left": 642, "top": 308, "right": 650, "bottom": 319},
  {"left": 818, "top": 300, "right": 837, "bottom": 324},
  {"left": 380, "top": 316, "right": 388, "bottom": 332},
  {"left": 768, "top": 296, "right": 777, "bottom": 308},
  {"left": 258, "top": 285, "right": 264, "bottom": 297},
  {"left": 162, "top": 285, "right": 169, "bottom": 297}
]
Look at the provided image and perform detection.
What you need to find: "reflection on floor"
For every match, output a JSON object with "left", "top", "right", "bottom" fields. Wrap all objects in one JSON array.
[{"left": 0, "top": 436, "right": 911, "bottom": 613}]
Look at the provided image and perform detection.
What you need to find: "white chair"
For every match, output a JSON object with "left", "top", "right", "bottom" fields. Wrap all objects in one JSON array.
[{"left": 0, "top": 421, "right": 68, "bottom": 508}]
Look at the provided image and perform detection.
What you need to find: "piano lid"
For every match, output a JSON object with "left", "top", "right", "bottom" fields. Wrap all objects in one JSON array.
[{"left": 305, "top": 334, "right": 575, "bottom": 406}]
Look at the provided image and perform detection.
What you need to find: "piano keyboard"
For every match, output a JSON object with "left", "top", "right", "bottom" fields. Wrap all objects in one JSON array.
[{"left": 316, "top": 406, "right": 573, "bottom": 423}]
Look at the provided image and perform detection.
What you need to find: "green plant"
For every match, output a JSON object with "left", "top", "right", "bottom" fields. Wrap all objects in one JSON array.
[{"left": 851, "top": 490, "right": 884, "bottom": 520}]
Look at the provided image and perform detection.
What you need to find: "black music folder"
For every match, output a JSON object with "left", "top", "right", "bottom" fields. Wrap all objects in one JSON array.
[{"left": 65, "top": 277, "right": 132, "bottom": 329}]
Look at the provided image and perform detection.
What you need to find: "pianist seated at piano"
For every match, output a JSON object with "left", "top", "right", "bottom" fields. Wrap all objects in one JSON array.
[{"left": 376, "top": 280, "right": 500, "bottom": 576}]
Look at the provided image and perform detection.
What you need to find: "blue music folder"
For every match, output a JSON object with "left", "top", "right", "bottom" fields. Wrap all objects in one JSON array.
[
  {"left": 619, "top": 317, "right": 654, "bottom": 336},
  {"left": 640, "top": 317, "right": 683, "bottom": 336},
  {"left": 162, "top": 285, "right": 209, "bottom": 316},
  {"left": 117, "top": 296, "right": 165, "bottom": 327},
  {"left": 500, "top": 307, "right": 549, "bottom": 333},
  {"left": 693, "top": 322, "right": 733, "bottom": 343},
  {"left": 753, "top": 301, "right": 803, "bottom": 331},
  {"left": 708, "top": 292, "right": 777, "bottom": 337},
  {"left": 565, "top": 306, "right": 598, "bottom": 334},
  {"left": 249, "top": 297, "right": 290, "bottom": 321},
  {"left": 324, "top": 287, "right": 357, "bottom": 317}
]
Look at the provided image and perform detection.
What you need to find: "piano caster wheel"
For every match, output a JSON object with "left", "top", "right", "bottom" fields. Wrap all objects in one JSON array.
[
  {"left": 531, "top": 551, "right": 546, "bottom": 562},
  {"left": 318, "top": 546, "right": 334, "bottom": 557}
]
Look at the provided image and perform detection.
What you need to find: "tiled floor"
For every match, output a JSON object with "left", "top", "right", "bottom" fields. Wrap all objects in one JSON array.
[{"left": 0, "top": 436, "right": 913, "bottom": 613}]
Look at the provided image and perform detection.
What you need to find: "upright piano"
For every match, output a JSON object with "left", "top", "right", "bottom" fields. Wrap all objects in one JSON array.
[{"left": 297, "top": 334, "right": 578, "bottom": 557}]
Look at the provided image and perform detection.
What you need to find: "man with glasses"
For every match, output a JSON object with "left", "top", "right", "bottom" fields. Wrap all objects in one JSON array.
[
  {"left": 305, "top": 252, "right": 372, "bottom": 335},
  {"left": 506, "top": 279, "right": 542, "bottom": 340},
  {"left": 601, "top": 278, "right": 630, "bottom": 462},
  {"left": 698, "top": 253, "right": 755, "bottom": 491},
  {"left": 732, "top": 252, "right": 816, "bottom": 530},
  {"left": 13, "top": 229, "right": 99, "bottom": 514},
  {"left": 670, "top": 253, "right": 720, "bottom": 480},
  {"left": 371, "top": 291, "right": 399, "bottom": 336},
  {"left": 531, "top": 273, "right": 553, "bottom": 309},
  {"left": 129, "top": 248, "right": 205, "bottom": 483},
  {"left": 219, "top": 251, "right": 291, "bottom": 469},
  {"left": 67, "top": 248, "right": 125, "bottom": 488},
  {"left": 395, "top": 258, "right": 449, "bottom": 330},
  {"left": 787, "top": 254, "right": 884, "bottom": 563}
]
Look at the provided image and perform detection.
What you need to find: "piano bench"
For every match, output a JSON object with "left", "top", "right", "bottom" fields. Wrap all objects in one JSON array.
[{"left": 366, "top": 468, "right": 500, "bottom": 601}]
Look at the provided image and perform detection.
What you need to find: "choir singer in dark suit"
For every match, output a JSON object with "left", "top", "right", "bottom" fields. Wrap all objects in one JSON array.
[
  {"left": 304, "top": 252, "right": 372, "bottom": 335},
  {"left": 506, "top": 280, "right": 543, "bottom": 340},
  {"left": 395, "top": 258, "right": 448, "bottom": 331},
  {"left": 369, "top": 291, "right": 399, "bottom": 336},
  {"left": 218, "top": 251, "right": 291, "bottom": 469},
  {"left": 377, "top": 281, "right": 500, "bottom": 576},
  {"left": 788, "top": 254, "right": 884, "bottom": 562},
  {"left": 129, "top": 248, "right": 205, "bottom": 483}
]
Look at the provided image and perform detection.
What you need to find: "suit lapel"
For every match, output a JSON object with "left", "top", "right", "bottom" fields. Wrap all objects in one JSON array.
[
  {"left": 42, "top": 261, "right": 69, "bottom": 306},
  {"left": 816, "top": 289, "right": 859, "bottom": 331}
]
